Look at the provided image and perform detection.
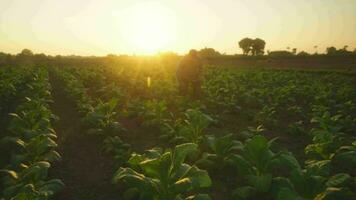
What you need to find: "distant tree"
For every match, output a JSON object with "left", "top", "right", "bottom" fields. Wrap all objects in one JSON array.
[
  {"left": 251, "top": 38, "right": 266, "bottom": 56},
  {"left": 354, "top": 48, "right": 356, "bottom": 54},
  {"left": 16, "top": 49, "right": 34, "bottom": 66},
  {"left": 198, "top": 47, "right": 221, "bottom": 57},
  {"left": 268, "top": 50, "right": 294, "bottom": 57},
  {"left": 338, "top": 47, "right": 352, "bottom": 55},
  {"left": 33, "top": 53, "right": 49, "bottom": 65},
  {"left": 327, "top": 46, "right": 353, "bottom": 56},
  {"left": 292, "top": 48, "right": 297, "bottom": 55},
  {"left": 238, "top": 38, "right": 266, "bottom": 56},
  {"left": 19, "top": 49, "right": 34, "bottom": 56},
  {"left": 326, "top": 46, "right": 337, "bottom": 55},
  {"left": 238, "top": 38, "right": 253, "bottom": 55},
  {"left": 297, "top": 51, "right": 310, "bottom": 56}
]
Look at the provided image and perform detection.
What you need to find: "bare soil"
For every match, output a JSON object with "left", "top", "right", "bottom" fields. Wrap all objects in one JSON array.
[{"left": 48, "top": 72, "right": 123, "bottom": 200}]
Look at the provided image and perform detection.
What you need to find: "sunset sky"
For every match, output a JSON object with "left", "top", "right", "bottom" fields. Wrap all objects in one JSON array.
[{"left": 1, "top": 0, "right": 356, "bottom": 55}]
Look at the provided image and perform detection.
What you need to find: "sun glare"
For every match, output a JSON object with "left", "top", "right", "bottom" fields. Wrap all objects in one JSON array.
[{"left": 125, "top": 3, "right": 176, "bottom": 54}]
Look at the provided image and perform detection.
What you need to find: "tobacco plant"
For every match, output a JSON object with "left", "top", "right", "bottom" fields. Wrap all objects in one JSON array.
[{"left": 113, "top": 143, "right": 212, "bottom": 200}]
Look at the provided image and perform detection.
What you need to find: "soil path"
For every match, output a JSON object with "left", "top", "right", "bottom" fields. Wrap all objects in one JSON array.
[{"left": 48, "top": 71, "right": 122, "bottom": 200}]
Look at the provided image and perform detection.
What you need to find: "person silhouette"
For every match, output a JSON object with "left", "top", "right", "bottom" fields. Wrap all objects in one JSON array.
[{"left": 176, "top": 49, "right": 202, "bottom": 98}]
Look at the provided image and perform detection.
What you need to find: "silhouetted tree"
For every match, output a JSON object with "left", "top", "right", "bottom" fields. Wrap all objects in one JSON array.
[
  {"left": 239, "top": 38, "right": 266, "bottom": 56},
  {"left": 238, "top": 38, "right": 253, "bottom": 55},
  {"left": 297, "top": 51, "right": 310, "bottom": 56},
  {"left": 198, "top": 47, "right": 221, "bottom": 57},
  {"left": 292, "top": 48, "right": 297, "bottom": 55},
  {"left": 326, "top": 46, "right": 337, "bottom": 55},
  {"left": 16, "top": 49, "right": 34, "bottom": 66},
  {"left": 19, "top": 49, "right": 34, "bottom": 56},
  {"left": 327, "top": 46, "right": 353, "bottom": 56},
  {"left": 338, "top": 47, "right": 352, "bottom": 55},
  {"left": 251, "top": 38, "right": 266, "bottom": 56}
]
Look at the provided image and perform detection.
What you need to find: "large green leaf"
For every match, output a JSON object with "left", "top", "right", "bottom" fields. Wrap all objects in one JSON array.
[
  {"left": 314, "top": 187, "right": 355, "bottom": 200},
  {"left": 128, "top": 153, "right": 145, "bottom": 168},
  {"left": 42, "top": 150, "right": 61, "bottom": 162},
  {"left": 243, "top": 135, "right": 273, "bottom": 172},
  {"left": 183, "top": 166, "right": 211, "bottom": 188},
  {"left": 290, "top": 169, "right": 326, "bottom": 198},
  {"left": 278, "top": 152, "right": 301, "bottom": 170},
  {"left": 275, "top": 187, "right": 305, "bottom": 200},
  {"left": 246, "top": 173, "right": 272, "bottom": 193},
  {"left": 107, "top": 98, "right": 118, "bottom": 111},
  {"left": 38, "top": 179, "right": 64, "bottom": 196},
  {"left": 22, "top": 161, "right": 50, "bottom": 182},
  {"left": 140, "top": 157, "right": 162, "bottom": 179},
  {"left": 0, "top": 169, "right": 19, "bottom": 180},
  {"left": 228, "top": 154, "right": 252, "bottom": 175},
  {"left": 117, "top": 144, "right": 211, "bottom": 200},
  {"left": 233, "top": 186, "right": 256, "bottom": 199},
  {"left": 172, "top": 177, "right": 193, "bottom": 193},
  {"left": 326, "top": 173, "right": 351, "bottom": 187},
  {"left": 173, "top": 143, "right": 198, "bottom": 171},
  {"left": 0, "top": 136, "right": 26, "bottom": 148},
  {"left": 173, "top": 164, "right": 191, "bottom": 181},
  {"left": 305, "top": 160, "right": 330, "bottom": 177},
  {"left": 113, "top": 167, "right": 158, "bottom": 193}
]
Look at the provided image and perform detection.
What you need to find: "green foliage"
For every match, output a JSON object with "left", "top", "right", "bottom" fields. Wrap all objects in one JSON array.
[
  {"left": 53, "top": 68, "right": 93, "bottom": 114},
  {"left": 159, "top": 109, "right": 214, "bottom": 145},
  {"left": 255, "top": 105, "right": 277, "bottom": 128},
  {"left": 0, "top": 68, "right": 62, "bottom": 199},
  {"left": 177, "top": 109, "right": 214, "bottom": 144},
  {"left": 141, "top": 100, "right": 170, "bottom": 128},
  {"left": 4, "top": 65, "right": 353, "bottom": 200},
  {"left": 331, "top": 144, "right": 356, "bottom": 175},
  {"left": 1, "top": 162, "right": 64, "bottom": 200},
  {"left": 83, "top": 98, "right": 125, "bottom": 136},
  {"left": 113, "top": 143, "right": 212, "bottom": 200},
  {"left": 196, "top": 134, "right": 243, "bottom": 170},
  {"left": 238, "top": 125, "right": 265, "bottom": 140},
  {"left": 288, "top": 121, "right": 306, "bottom": 136},
  {"left": 102, "top": 136, "right": 131, "bottom": 164},
  {"left": 229, "top": 135, "right": 301, "bottom": 199}
]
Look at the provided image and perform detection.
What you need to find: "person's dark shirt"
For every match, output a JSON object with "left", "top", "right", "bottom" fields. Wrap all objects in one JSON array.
[{"left": 177, "top": 55, "right": 202, "bottom": 81}]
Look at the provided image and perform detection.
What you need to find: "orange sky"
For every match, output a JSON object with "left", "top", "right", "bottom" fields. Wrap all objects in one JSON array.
[{"left": 1, "top": 0, "right": 356, "bottom": 55}]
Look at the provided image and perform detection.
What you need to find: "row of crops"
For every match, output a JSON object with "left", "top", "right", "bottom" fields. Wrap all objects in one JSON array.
[
  {"left": 52, "top": 66, "right": 355, "bottom": 200},
  {"left": 1, "top": 65, "right": 355, "bottom": 200},
  {"left": 0, "top": 67, "right": 63, "bottom": 199}
]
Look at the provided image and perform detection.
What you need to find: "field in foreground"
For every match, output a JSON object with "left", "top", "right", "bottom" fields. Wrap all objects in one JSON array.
[{"left": 0, "top": 65, "right": 355, "bottom": 200}]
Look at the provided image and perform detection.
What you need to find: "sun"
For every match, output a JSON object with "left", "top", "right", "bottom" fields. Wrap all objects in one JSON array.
[{"left": 126, "top": 3, "right": 176, "bottom": 54}]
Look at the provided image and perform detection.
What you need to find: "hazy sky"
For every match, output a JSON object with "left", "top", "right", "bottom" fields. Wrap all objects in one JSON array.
[{"left": 1, "top": 0, "right": 356, "bottom": 55}]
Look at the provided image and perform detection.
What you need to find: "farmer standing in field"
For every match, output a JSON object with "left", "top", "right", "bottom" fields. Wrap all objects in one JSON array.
[{"left": 176, "top": 49, "right": 203, "bottom": 98}]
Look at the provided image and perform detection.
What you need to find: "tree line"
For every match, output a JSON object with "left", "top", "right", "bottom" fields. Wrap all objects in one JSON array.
[
  {"left": 237, "top": 37, "right": 356, "bottom": 57},
  {"left": 1, "top": 40, "right": 356, "bottom": 67}
]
